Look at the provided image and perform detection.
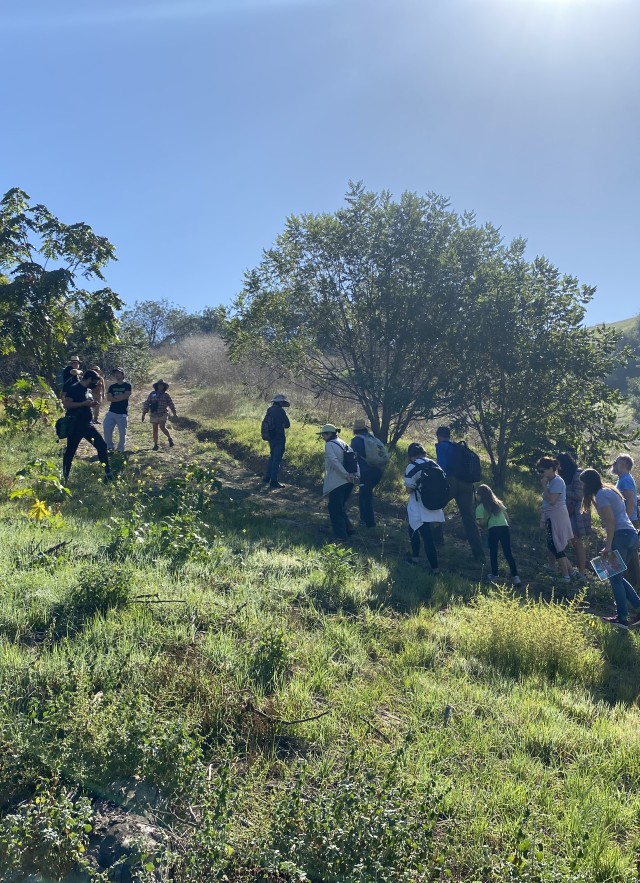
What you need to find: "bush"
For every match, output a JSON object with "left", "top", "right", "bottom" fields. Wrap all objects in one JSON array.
[
  {"left": 0, "top": 780, "right": 93, "bottom": 880},
  {"left": 459, "top": 590, "right": 603, "bottom": 686},
  {"left": 62, "top": 564, "right": 132, "bottom": 627},
  {"left": 307, "top": 544, "right": 367, "bottom": 613},
  {"left": 259, "top": 747, "right": 448, "bottom": 882}
]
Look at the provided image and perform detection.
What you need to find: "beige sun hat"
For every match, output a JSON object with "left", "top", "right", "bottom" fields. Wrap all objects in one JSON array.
[{"left": 318, "top": 423, "right": 339, "bottom": 435}]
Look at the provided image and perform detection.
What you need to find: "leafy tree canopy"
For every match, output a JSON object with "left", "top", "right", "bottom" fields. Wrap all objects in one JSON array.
[
  {"left": 0, "top": 187, "right": 122, "bottom": 382},
  {"left": 227, "top": 182, "right": 632, "bottom": 479},
  {"left": 227, "top": 181, "right": 504, "bottom": 444}
]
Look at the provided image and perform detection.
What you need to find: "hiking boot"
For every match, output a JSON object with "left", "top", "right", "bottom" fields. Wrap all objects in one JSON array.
[
  {"left": 168, "top": 438, "right": 174, "bottom": 447},
  {"left": 269, "top": 482, "right": 285, "bottom": 489},
  {"left": 486, "top": 573, "right": 499, "bottom": 582},
  {"left": 153, "top": 444, "right": 159, "bottom": 451}
]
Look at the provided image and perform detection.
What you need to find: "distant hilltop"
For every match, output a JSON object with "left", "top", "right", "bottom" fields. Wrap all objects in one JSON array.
[{"left": 590, "top": 315, "right": 639, "bottom": 333}]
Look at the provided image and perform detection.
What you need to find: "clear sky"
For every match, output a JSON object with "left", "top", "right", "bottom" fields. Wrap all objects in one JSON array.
[{"left": 1, "top": 0, "right": 638, "bottom": 325}]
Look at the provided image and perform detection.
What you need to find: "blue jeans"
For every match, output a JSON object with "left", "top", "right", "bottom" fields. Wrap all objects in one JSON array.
[
  {"left": 610, "top": 529, "right": 640, "bottom": 620},
  {"left": 358, "top": 466, "right": 382, "bottom": 527},
  {"left": 265, "top": 439, "right": 285, "bottom": 484}
]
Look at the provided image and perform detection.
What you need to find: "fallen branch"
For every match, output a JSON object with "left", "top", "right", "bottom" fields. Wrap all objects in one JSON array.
[
  {"left": 131, "top": 594, "right": 187, "bottom": 604},
  {"left": 243, "top": 700, "right": 330, "bottom": 726}
]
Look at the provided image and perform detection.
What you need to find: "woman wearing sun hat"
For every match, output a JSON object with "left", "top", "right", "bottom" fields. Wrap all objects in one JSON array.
[
  {"left": 319, "top": 423, "right": 359, "bottom": 540},
  {"left": 142, "top": 379, "right": 178, "bottom": 451}
]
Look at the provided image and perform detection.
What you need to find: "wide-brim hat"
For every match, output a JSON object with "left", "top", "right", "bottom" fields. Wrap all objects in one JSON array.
[
  {"left": 318, "top": 423, "right": 339, "bottom": 435},
  {"left": 271, "top": 394, "right": 290, "bottom": 406},
  {"left": 353, "top": 418, "right": 368, "bottom": 431},
  {"left": 152, "top": 379, "right": 169, "bottom": 390},
  {"left": 68, "top": 356, "right": 80, "bottom": 365}
]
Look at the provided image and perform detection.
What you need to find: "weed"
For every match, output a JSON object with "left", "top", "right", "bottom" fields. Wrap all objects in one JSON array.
[
  {"left": 0, "top": 778, "right": 93, "bottom": 880},
  {"left": 307, "top": 544, "right": 367, "bottom": 612},
  {"left": 249, "top": 627, "right": 293, "bottom": 693},
  {"left": 459, "top": 590, "right": 603, "bottom": 686},
  {"left": 259, "top": 746, "right": 449, "bottom": 882}
]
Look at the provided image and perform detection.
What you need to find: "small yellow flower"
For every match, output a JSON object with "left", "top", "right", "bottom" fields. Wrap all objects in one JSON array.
[{"left": 28, "top": 499, "right": 51, "bottom": 521}]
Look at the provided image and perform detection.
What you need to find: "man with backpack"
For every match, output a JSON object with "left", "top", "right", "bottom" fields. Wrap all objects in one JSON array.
[
  {"left": 404, "top": 443, "right": 448, "bottom": 572},
  {"left": 435, "top": 426, "right": 485, "bottom": 562},
  {"left": 261, "top": 394, "right": 290, "bottom": 488},
  {"left": 351, "top": 418, "right": 389, "bottom": 528},
  {"left": 319, "top": 423, "right": 359, "bottom": 541}
]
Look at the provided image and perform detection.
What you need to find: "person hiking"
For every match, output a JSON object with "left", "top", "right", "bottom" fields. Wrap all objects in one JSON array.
[
  {"left": 612, "top": 453, "right": 640, "bottom": 590},
  {"left": 350, "top": 418, "right": 389, "bottom": 528},
  {"left": 558, "top": 451, "right": 591, "bottom": 583},
  {"left": 475, "top": 484, "right": 521, "bottom": 585},
  {"left": 59, "top": 356, "right": 81, "bottom": 390},
  {"left": 403, "top": 443, "right": 445, "bottom": 573},
  {"left": 142, "top": 380, "right": 177, "bottom": 451},
  {"left": 261, "top": 394, "right": 290, "bottom": 488},
  {"left": 103, "top": 368, "right": 132, "bottom": 454},
  {"left": 580, "top": 467, "right": 640, "bottom": 629},
  {"left": 537, "top": 456, "right": 574, "bottom": 582},
  {"left": 90, "top": 365, "right": 105, "bottom": 424},
  {"left": 61, "top": 370, "right": 113, "bottom": 483},
  {"left": 319, "top": 423, "right": 359, "bottom": 541},
  {"left": 435, "top": 426, "right": 485, "bottom": 562}
]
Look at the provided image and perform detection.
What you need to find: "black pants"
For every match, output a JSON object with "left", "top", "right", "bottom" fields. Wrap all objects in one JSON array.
[
  {"left": 546, "top": 518, "right": 566, "bottom": 560},
  {"left": 63, "top": 422, "right": 110, "bottom": 479},
  {"left": 488, "top": 526, "right": 518, "bottom": 576},
  {"left": 409, "top": 523, "right": 438, "bottom": 570},
  {"left": 328, "top": 483, "right": 354, "bottom": 540}
]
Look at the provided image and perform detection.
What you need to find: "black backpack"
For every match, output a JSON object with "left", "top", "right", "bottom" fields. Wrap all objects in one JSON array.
[
  {"left": 452, "top": 441, "right": 482, "bottom": 483},
  {"left": 331, "top": 439, "right": 358, "bottom": 474},
  {"left": 408, "top": 458, "right": 451, "bottom": 510},
  {"left": 261, "top": 412, "right": 274, "bottom": 441}
]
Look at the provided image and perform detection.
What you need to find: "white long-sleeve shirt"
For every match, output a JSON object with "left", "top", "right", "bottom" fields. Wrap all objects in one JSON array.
[{"left": 323, "top": 438, "right": 359, "bottom": 495}]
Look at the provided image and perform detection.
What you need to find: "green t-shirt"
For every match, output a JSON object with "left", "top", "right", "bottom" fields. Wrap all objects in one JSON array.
[{"left": 476, "top": 502, "right": 509, "bottom": 529}]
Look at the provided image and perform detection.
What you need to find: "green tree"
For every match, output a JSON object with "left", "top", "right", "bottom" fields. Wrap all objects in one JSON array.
[
  {"left": 0, "top": 188, "right": 122, "bottom": 383},
  {"left": 226, "top": 182, "right": 502, "bottom": 444},
  {"left": 456, "top": 244, "right": 632, "bottom": 486},
  {"left": 66, "top": 316, "right": 151, "bottom": 386},
  {"left": 120, "top": 298, "right": 182, "bottom": 347}
]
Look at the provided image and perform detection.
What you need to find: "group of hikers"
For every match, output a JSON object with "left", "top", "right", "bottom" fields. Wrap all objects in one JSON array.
[
  {"left": 57, "top": 356, "right": 178, "bottom": 481},
  {"left": 51, "top": 363, "right": 640, "bottom": 630},
  {"left": 261, "top": 394, "right": 640, "bottom": 630}
]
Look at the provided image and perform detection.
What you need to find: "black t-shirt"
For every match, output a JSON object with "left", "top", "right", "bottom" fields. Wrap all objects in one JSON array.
[
  {"left": 63, "top": 378, "right": 93, "bottom": 425},
  {"left": 62, "top": 365, "right": 79, "bottom": 383},
  {"left": 107, "top": 382, "right": 132, "bottom": 415}
]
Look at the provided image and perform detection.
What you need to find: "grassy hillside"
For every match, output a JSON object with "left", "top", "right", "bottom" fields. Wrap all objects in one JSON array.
[{"left": 0, "top": 374, "right": 640, "bottom": 881}]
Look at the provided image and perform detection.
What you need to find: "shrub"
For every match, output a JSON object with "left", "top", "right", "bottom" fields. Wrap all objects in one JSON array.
[
  {"left": 258, "top": 747, "right": 449, "bottom": 882},
  {"left": 62, "top": 564, "right": 132, "bottom": 628},
  {"left": 249, "top": 627, "right": 293, "bottom": 693},
  {"left": 459, "top": 591, "right": 603, "bottom": 686},
  {"left": 307, "top": 544, "right": 367, "bottom": 613},
  {"left": 0, "top": 779, "right": 93, "bottom": 879}
]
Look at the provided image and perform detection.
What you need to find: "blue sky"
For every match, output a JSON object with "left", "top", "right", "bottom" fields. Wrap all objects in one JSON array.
[{"left": 1, "top": 0, "right": 638, "bottom": 325}]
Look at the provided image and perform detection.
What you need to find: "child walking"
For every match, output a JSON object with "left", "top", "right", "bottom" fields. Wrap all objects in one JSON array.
[{"left": 475, "top": 484, "right": 521, "bottom": 585}]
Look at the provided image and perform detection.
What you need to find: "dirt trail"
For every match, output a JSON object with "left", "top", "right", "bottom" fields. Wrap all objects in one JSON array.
[{"left": 71, "top": 381, "right": 621, "bottom": 601}]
